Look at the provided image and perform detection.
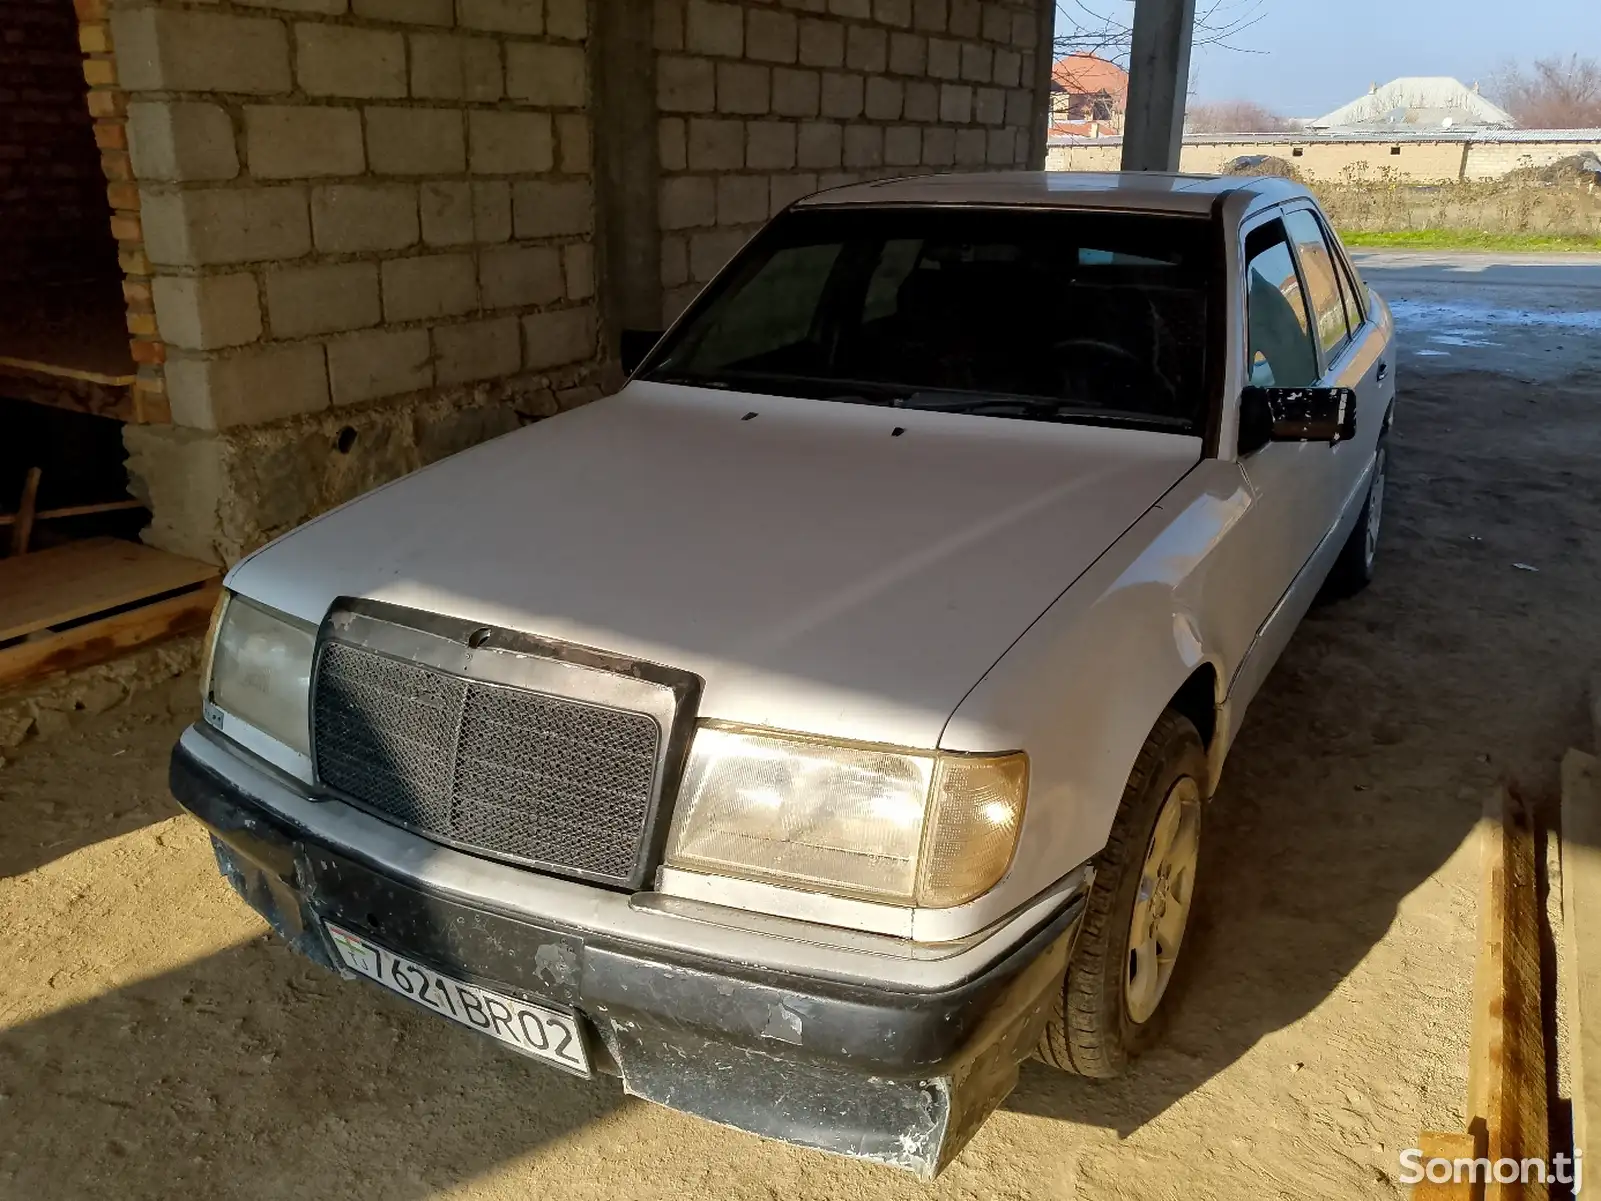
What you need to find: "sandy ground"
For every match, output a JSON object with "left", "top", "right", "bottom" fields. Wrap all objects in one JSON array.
[{"left": 3, "top": 254, "right": 1600, "bottom": 1200}]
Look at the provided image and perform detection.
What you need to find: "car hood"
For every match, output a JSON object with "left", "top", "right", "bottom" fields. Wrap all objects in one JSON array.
[{"left": 229, "top": 383, "right": 1200, "bottom": 748}]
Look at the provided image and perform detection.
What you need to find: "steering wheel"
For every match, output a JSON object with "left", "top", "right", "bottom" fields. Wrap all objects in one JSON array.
[{"left": 1052, "top": 337, "right": 1178, "bottom": 407}]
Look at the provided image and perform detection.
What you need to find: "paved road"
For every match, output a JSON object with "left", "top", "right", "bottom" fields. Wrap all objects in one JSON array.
[{"left": 1352, "top": 250, "right": 1601, "bottom": 380}]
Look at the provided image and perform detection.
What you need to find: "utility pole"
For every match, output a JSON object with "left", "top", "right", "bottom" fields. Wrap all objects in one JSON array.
[{"left": 1120, "top": 0, "right": 1197, "bottom": 171}]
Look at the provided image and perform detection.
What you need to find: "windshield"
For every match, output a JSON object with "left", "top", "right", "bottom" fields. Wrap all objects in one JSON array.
[{"left": 641, "top": 206, "right": 1217, "bottom": 434}]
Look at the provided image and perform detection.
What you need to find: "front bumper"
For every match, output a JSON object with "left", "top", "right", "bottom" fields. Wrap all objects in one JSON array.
[{"left": 170, "top": 731, "right": 1085, "bottom": 1177}]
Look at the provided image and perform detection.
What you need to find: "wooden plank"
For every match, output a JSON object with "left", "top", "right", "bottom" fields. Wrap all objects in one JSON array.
[
  {"left": 1411, "top": 1131, "right": 1477, "bottom": 1199},
  {"left": 1468, "top": 785, "right": 1550, "bottom": 1201},
  {"left": 1561, "top": 750, "right": 1601, "bottom": 1182},
  {"left": 0, "top": 353, "right": 136, "bottom": 387},
  {"left": 0, "top": 537, "right": 219, "bottom": 644},
  {"left": 0, "top": 581, "right": 220, "bottom": 689},
  {"left": 0, "top": 364, "right": 138, "bottom": 422},
  {"left": 0, "top": 499, "right": 145, "bottom": 527},
  {"left": 8, "top": 467, "right": 41, "bottom": 556}
]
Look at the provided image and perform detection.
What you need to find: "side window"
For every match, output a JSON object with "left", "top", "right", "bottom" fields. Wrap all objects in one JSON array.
[
  {"left": 1284, "top": 209, "right": 1352, "bottom": 362},
  {"left": 1243, "top": 219, "right": 1318, "bottom": 389}
]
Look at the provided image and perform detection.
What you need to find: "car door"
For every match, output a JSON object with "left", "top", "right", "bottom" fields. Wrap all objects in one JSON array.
[{"left": 1281, "top": 206, "right": 1388, "bottom": 530}]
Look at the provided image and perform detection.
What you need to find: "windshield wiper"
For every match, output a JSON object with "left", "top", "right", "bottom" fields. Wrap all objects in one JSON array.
[
  {"left": 643, "top": 369, "right": 913, "bottom": 405},
  {"left": 896, "top": 391, "right": 1193, "bottom": 430}
]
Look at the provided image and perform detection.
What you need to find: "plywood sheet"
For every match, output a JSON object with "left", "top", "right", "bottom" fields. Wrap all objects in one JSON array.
[{"left": 0, "top": 537, "right": 218, "bottom": 643}]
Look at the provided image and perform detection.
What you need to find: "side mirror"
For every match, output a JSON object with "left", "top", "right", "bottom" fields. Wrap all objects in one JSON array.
[
  {"left": 620, "top": 328, "right": 663, "bottom": 375},
  {"left": 1238, "top": 386, "right": 1358, "bottom": 456}
]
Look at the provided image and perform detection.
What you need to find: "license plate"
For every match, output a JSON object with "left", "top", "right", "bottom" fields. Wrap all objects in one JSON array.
[{"left": 325, "top": 924, "right": 591, "bottom": 1076}]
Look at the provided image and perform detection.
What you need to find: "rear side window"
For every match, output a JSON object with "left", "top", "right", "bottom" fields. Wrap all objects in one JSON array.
[
  {"left": 1243, "top": 219, "right": 1318, "bottom": 388},
  {"left": 1283, "top": 209, "right": 1352, "bottom": 362}
]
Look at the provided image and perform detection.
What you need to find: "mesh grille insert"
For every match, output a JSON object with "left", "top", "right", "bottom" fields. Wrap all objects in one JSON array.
[{"left": 313, "top": 641, "right": 661, "bottom": 884}]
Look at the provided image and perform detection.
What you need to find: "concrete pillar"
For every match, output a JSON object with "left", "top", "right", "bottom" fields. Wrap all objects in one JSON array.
[
  {"left": 1120, "top": 0, "right": 1196, "bottom": 172},
  {"left": 1025, "top": 0, "right": 1056, "bottom": 169}
]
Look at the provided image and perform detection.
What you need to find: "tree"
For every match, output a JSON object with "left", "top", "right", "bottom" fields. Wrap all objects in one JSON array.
[
  {"left": 1053, "top": 0, "right": 1268, "bottom": 68},
  {"left": 1491, "top": 55, "right": 1601, "bottom": 129},
  {"left": 1186, "top": 100, "right": 1289, "bottom": 134}
]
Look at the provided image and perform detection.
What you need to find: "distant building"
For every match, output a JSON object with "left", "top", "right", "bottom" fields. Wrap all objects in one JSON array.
[
  {"left": 1050, "top": 54, "right": 1129, "bottom": 137},
  {"left": 1312, "top": 77, "right": 1517, "bottom": 133}
]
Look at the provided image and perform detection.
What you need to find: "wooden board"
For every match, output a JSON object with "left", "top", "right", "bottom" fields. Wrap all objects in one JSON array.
[
  {"left": 0, "top": 537, "right": 218, "bottom": 644},
  {"left": 1411, "top": 1130, "right": 1476, "bottom": 1199},
  {"left": 1561, "top": 750, "right": 1601, "bottom": 1183},
  {"left": 0, "top": 581, "right": 219, "bottom": 688}
]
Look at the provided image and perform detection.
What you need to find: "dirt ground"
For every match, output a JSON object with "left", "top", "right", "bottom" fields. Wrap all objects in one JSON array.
[{"left": 4, "top": 338, "right": 1601, "bottom": 1195}]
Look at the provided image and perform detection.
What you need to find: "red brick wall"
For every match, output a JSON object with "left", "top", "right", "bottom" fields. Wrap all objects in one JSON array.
[{"left": 0, "top": 0, "right": 116, "bottom": 287}]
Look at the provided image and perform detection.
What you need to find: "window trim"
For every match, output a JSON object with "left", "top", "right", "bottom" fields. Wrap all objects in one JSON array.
[{"left": 1280, "top": 203, "right": 1355, "bottom": 374}]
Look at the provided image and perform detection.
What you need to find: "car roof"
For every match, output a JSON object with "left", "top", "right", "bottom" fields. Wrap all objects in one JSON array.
[{"left": 794, "top": 170, "right": 1311, "bottom": 217}]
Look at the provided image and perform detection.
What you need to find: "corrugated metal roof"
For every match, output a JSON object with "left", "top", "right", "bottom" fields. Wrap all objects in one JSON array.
[{"left": 1311, "top": 77, "right": 1516, "bottom": 130}]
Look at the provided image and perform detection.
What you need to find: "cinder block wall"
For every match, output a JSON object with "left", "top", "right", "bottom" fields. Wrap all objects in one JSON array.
[{"left": 654, "top": 0, "right": 1048, "bottom": 324}]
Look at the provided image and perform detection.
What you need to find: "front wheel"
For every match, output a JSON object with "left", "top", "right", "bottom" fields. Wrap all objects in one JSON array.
[
  {"left": 1036, "top": 711, "right": 1206, "bottom": 1078},
  {"left": 1325, "top": 436, "right": 1388, "bottom": 597}
]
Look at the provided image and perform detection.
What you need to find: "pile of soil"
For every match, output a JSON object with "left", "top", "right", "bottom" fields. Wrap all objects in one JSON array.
[{"left": 1221, "top": 154, "right": 1304, "bottom": 182}]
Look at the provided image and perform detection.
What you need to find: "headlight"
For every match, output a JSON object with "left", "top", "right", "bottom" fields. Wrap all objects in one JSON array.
[
  {"left": 204, "top": 591, "right": 317, "bottom": 757},
  {"left": 664, "top": 726, "right": 1028, "bottom": 908}
]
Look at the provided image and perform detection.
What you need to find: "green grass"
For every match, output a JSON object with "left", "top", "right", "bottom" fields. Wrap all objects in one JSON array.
[{"left": 1339, "top": 229, "right": 1601, "bottom": 253}]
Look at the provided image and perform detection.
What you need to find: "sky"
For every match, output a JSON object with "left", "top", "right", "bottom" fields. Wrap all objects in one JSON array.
[{"left": 1056, "top": 0, "right": 1599, "bottom": 118}]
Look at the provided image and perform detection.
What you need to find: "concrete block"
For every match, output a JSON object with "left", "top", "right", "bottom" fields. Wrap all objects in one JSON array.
[
  {"left": 381, "top": 253, "right": 478, "bottom": 321},
  {"left": 986, "top": 126, "right": 1014, "bottom": 165},
  {"left": 660, "top": 175, "right": 715, "bottom": 229},
  {"left": 843, "top": 124, "right": 883, "bottom": 169},
  {"left": 659, "top": 117, "right": 688, "bottom": 171},
  {"left": 716, "top": 175, "right": 768, "bottom": 225},
  {"left": 845, "top": 26, "right": 887, "bottom": 73},
  {"left": 127, "top": 101, "right": 238, "bottom": 183},
  {"left": 954, "top": 125, "right": 986, "bottom": 165},
  {"left": 662, "top": 283, "right": 698, "bottom": 326},
  {"left": 366, "top": 107, "right": 467, "bottom": 175},
  {"left": 981, "top": 2, "right": 1010, "bottom": 44},
  {"left": 654, "top": 0, "right": 685, "bottom": 50},
  {"left": 434, "top": 316, "right": 520, "bottom": 384},
  {"left": 265, "top": 261, "right": 381, "bottom": 338},
  {"left": 312, "top": 183, "right": 419, "bottom": 252},
  {"left": 473, "top": 181, "right": 513, "bottom": 242},
  {"left": 772, "top": 67, "right": 821, "bottom": 117},
  {"left": 797, "top": 120, "right": 843, "bottom": 168},
  {"left": 469, "top": 111, "right": 554, "bottom": 174},
  {"left": 865, "top": 76, "right": 903, "bottom": 120},
  {"left": 828, "top": 0, "right": 870, "bottom": 17},
  {"left": 922, "top": 125, "right": 955, "bottom": 165},
  {"left": 411, "top": 33, "right": 505, "bottom": 101},
  {"left": 141, "top": 186, "right": 310, "bottom": 266},
  {"left": 685, "top": 0, "right": 742, "bottom": 57},
  {"left": 421, "top": 181, "right": 475, "bottom": 245},
  {"left": 885, "top": 124, "right": 921, "bottom": 166},
  {"left": 888, "top": 32, "right": 926, "bottom": 76},
  {"left": 769, "top": 172, "right": 818, "bottom": 214},
  {"left": 904, "top": 80, "right": 938, "bottom": 121},
  {"left": 354, "top": 0, "right": 452, "bottom": 24},
  {"left": 913, "top": 0, "right": 947, "bottom": 31},
  {"left": 234, "top": 0, "right": 343, "bottom": 14},
  {"left": 875, "top": 0, "right": 912, "bottom": 25},
  {"left": 948, "top": 0, "right": 979, "bottom": 37},
  {"left": 960, "top": 42, "right": 992, "bottom": 82},
  {"left": 716, "top": 63, "right": 769, "bottom": 114},
  {"left": 458, "top": 0, "right": 542, "bottom": 35},
  {"left": 747, "top": 8, "right": 798, "bottom": 63},
  {"left": 547, "top": 0, "right": 587, "bottom": 38},
  {"left": 798, "top": 19, "right": 844, "bottom": 67},
  {"left": 1005, "top": 87, "right": 1032, "bottom": 126},
  {"left": 659, "top": 55, "right": 716, "bottom": 112},
  {"left": 511, "top": 180, "right": 593, "bottom": 237},
  {"left": 974, "top": 85, "right": 1004, "bottom": 125},
  {"left": 152, "top": 274, "right": 262, "bottom": 351},
  {"left": 820, "top": 72, "right": 864, "bottom": 119},
  {"left": 166, "top": 344, "right": 329, "bottom": 429},
  {"left": 506, "top": 42, "right": 587, "bottom": 107},
  {"left": 326, "top": 328, "right": 432, "bottom": 405},
  {"left": 1010, "top": 9, "right": 1037, "bottom": 48},
  {"left": 557, "top": 115, "right": 591, "bottom": 174},
  {"left": 687, "top": 118, "right": 744, "bottom": 170},
  {"left": 523, "top": 306, "right": 596, "bottom": 369},
  {"left": 939, "top": 82, "right": 972, "bottom": 123},
  {"left": 295, "top": 24, "right": 406, "bottom": 97},
  {"left": 660, "top": 235, "right": 688, "bottom": 287},
  {"left": 245, "top": 105, "right": 365, "bottom": 179},
  {"left": 927, "top": 37, "right": 959, "bottom": 79},
  {"left": 110, "top": 10, "right": 291, "bottom": 95},
  {"left": 479, "top": 243, "right": 563, "bottom": 308},
  {"left": 1010, "top": 124, "right": 1028, "bottom": 164},
  {"left": 992, "top": 47, "right": 1021, "bottom": 87},
  {"left": 745, "top": 120, "right": 796, "bottom": 169},
  {"left": 562, "top": 242, "right": 593, "bottom": 299}
]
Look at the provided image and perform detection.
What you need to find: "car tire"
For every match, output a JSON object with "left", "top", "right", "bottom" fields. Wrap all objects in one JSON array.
[
  {"left": 1324, "top": 434, "right": 1388, "bottom": 598},
  {"left": 1036, "top": 710, "right": 1207, "bottom": 1078}
]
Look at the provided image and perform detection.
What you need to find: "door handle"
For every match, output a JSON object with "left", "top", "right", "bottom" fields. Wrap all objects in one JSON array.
[{"left": 1376, "top": 360, "right": 1389, "bottom": 382}]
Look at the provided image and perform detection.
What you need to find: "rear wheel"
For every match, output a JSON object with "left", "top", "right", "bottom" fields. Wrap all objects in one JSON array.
[
  {"left": 1325, "top": 435, "right": 1388, "bottom": 597},
  {"left": 1036, "top": 711, "right": 1206, "bottom": 1077}
]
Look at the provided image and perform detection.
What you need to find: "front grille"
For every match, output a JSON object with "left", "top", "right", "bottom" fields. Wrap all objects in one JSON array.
[{"left": 312, "top": 641, "right": 661, "bottom": 885}]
